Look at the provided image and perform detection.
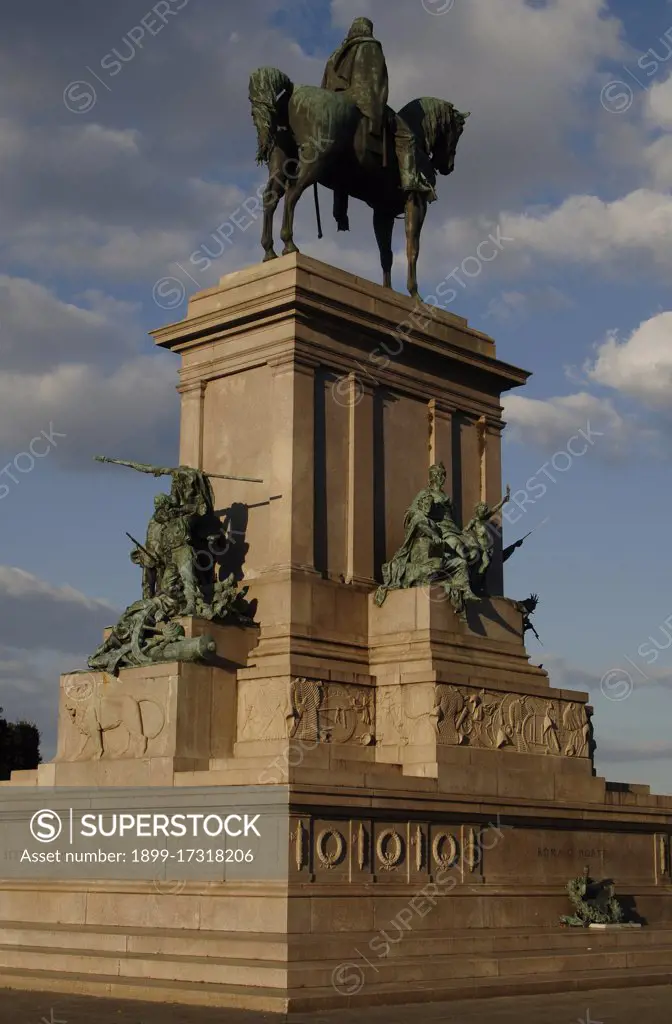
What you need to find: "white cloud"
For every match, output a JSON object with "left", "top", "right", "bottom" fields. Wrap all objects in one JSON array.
[
  {"left": 0, "top": 567, "right": 117, "bottom": 654},
  {"left": 502, "top": 391, "right": 634, "bottom": 455},
  {"left": 645, "top": 73, "right": 672, "bottom": 130},
  {"left": 0, "top": 275, "right": 179, "bottom": 464},
  {"left": 485, "top": 65, "right": 672, "bottom": 272},
  {"left": 0, "top": 566, "right": 112, "bottom": 614},
  {"left": 499, "top": 189, "right": 672, "bottom": 270},
  {"left": 0, "top": 116, "right": 247, "bottom": 281},
  {"left": 643, "top": 134, "right": 672, "bottom": 188},
  {"left": 586, "top": 311, "right": 672, "bottom": 410},
  {"left": 0, "top": 274, "right": 139, "bottom": 372},
  {"left": 0, "top": 356, "right": 178, "bottom": 464}
]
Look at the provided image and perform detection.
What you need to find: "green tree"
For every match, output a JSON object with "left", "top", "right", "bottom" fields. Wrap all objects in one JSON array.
[{"left": 0, "top": 708, "right": 41, "bottom": 781}]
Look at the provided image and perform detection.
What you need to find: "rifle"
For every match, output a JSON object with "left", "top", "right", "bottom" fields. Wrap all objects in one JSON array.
[
  {"left": 503, "top": 529, "right": 532, "bottom": 563},
  {"left": 503, "top": 517, "right": 550, "bottom": 563},
  {"left": 126, "top": 532, "right": 155, "bottom": 564}
]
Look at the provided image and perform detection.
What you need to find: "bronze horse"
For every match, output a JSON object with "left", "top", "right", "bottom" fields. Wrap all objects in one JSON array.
[{"left": 249, "top": 67, "right": 469, "bottom": 297}]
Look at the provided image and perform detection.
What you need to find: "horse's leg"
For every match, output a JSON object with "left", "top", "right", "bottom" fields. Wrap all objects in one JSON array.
[
  {"left": 280, "top": 157, "right": 321, "bottom": 256},
  {"left": 334, "top": 189, "right": 350, "bottom": 231},
  {"left": 405, "top": 193, "right": 428, "bottom": 297},
  {"left": 261, "top": 149, "right": 288, "bottom": 262},
  {"left": 373, "top": 208, "right": 395, "bottom": 289}
]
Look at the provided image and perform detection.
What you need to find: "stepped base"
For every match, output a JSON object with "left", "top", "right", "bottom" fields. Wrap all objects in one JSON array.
[{"left": 0, "top": 923, "right": 670, "bottom": 1012}]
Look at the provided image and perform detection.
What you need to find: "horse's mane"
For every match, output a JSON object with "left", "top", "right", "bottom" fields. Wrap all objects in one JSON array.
[
  {"left": 398, "top": 98, "right": 465, "bottom": 153},
  {"left": 249, "top": 67, "right": 294, "bottom": 163}
]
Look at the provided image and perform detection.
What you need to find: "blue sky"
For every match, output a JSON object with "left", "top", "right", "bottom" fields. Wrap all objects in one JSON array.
[{"left": 1, "top": 0, "right": 672, "bottom": 793}]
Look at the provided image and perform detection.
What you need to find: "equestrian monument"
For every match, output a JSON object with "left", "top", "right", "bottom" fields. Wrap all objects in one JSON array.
[{"left": 0, "top": 17, "right": 670, "bottom": 1014}]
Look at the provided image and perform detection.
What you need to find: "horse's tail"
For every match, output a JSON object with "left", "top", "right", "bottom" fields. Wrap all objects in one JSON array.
[{"left": 249, "top": 67, "right": 294, "bottom": 164}]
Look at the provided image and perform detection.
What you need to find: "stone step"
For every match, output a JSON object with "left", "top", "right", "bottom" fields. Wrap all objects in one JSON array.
[
  {"left": 285, "top": 963, "right": 672, "bottom": 1011},
  {"left": 0, "top": 920, "right": 669, "bottom": 962},
  {"left": 0, "top": 922, "right": 288, "bottom": 960},
  {"left": 0, "top": 944, "right": 288, "bottom": 987},
  {"left": 0, "top": 967, "right": 288, "bottom": 1012},
  {"left": 0, "top": 938, "right": 671, "bottom": 991},
  {"left": 0, "top": 960, "right": 670, "bottom": 1012}
]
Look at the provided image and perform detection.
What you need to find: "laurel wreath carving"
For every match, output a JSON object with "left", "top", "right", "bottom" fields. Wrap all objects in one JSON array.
[
  {"left": 432, "top": 831, "right": 458, "bottom": 869},
  {"left": 316, "top": 828, "right": 345, "bottom": 870},
  {"left": 376, "top": 829, "right": 404, "bottom": 871}
]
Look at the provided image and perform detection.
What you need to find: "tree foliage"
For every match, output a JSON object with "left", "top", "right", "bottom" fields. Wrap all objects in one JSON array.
[{"left": 0, "top": 707, "right": 41, "bottom": 780}]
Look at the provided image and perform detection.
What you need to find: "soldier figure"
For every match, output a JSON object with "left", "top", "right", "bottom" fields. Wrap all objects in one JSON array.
[
  {"left": 131, "top": 492, "right": 201, "bottom": 614},
  {"left": 130, "top": 493, "right": 172, "bottom": 601},
  {"left": 96, "top": 456, "right": 264, "bottom": 617},
  {"left": 321, "top": 16, "right": 436, "bottom": 226}
]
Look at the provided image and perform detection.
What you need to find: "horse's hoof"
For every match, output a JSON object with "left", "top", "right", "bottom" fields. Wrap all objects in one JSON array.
[
  {"left": 282, "top": 243, "right": 300, "bottom": 256},
  {"left": 263, "top": 250, "right": 278, "bottom": 262}
]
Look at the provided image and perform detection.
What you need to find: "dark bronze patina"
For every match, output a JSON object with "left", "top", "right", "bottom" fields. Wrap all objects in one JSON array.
[{"left": 250, "top": 17, "right": 469, "bottom": 296}]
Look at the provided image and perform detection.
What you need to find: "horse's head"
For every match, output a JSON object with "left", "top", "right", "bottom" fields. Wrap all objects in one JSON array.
[
  {"left": 433, "top": 106, "right": 470, "bottom": 177},
  {"left": 398, "top": 99, "right": 469, "bottom": 178}
]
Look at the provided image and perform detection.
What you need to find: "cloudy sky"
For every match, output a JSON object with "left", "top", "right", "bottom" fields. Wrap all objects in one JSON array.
[{"left": 1, "top": 0, "right": 671, "bottom": 792}]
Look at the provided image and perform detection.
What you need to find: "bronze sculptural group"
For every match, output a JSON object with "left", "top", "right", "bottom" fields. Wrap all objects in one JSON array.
[
  {"left": 560, "top": 870, "right": 625, "bottom": 927},
  {"left": 88, "top": 566, "right": 216, "bottom": 676},
  {"left": 88, "top": 458, "right": 258, "bottom": 675},
  {"left": 374, "top": 463, "right": 511, "bottom": 617},
  {"left": 249, "top": 17, "right": 469, "bottom": 296}
]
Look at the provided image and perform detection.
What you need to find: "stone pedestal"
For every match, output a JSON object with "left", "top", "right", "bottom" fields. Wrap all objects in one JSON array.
[
  {"left": 1, "top": 256, "right": 672, "bottom": 1012},
  {"left": 147, "top": 253, "right": 525, "bottom": 783},
  {"left": 49, "top": 620, "right": 259, "bottom": 786},
  {"left": 370, "top": 588, "right": 595, "bottom": 795}
]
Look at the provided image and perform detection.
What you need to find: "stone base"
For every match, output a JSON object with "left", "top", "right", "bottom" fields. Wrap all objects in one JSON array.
[
  {"left": 2, "top": 593, "right": 671, "bottom": 1010},
  {"left": 589, "top": 923, "right": 644, "bottom": 930},
  {"left": 0, "top": 801, "right": 670, "bottom": 1011},
  {"left": 1, "top": 771, "right": 672, "bottom": 1010},
  {"left": 0, "top": 916, "right": 671, "bottom": 1012}
]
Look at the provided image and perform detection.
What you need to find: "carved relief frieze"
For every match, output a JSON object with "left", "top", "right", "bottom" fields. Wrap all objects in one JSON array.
[
  {"left": 238, "top": 679, "right": 292, "bottom": 742},
  {"left": 376, "top": 688, "right": 435, "bottom": 747},
  {"left": 433, "top": 684, "right": 591, "bottom": 758},
  {"left": 289, "top": 678, "right": 375, "bottom": 745},
  {"left": 61, "top": 676, "right": 165, "bottom": 761}
]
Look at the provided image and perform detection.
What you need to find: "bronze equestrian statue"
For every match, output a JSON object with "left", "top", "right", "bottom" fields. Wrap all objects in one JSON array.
[{"left": 249, "top": 16, "right": 469, "bottom": 297}]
